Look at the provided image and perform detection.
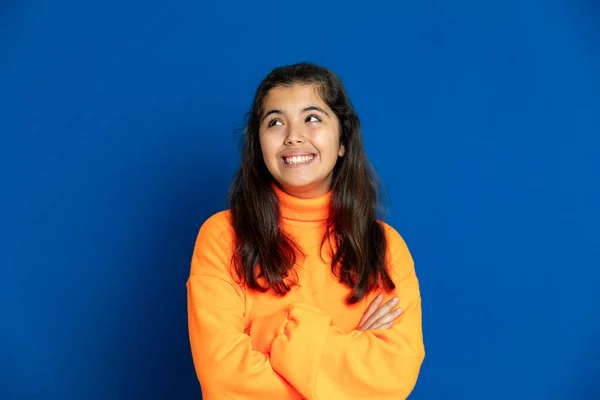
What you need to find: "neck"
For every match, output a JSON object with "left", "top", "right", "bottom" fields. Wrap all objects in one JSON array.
[{"left": 272, "top": 182, "right": 331, "bottom": 222}]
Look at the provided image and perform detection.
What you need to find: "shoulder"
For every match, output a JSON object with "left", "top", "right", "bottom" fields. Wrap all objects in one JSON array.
[
  {"left": 378, "top": 221, "right": 419, "bottom": 287},
  {"left": 379, "top": 220, "right": 411, "bottom": 262},
  {"left": 190, "top": 210, "right": 235, "bottom": 275},
  {"left": 197, "top": 209, "right": 233, "bottom": 243}
]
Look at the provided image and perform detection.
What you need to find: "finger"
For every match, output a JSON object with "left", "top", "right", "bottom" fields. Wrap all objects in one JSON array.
[
  {"left": 369, "top": 307, "right": 403, "bottom": 330},
  {"left": 356, "top": 294, "right": 383, "bottom": 329},
  {"left": 363, "top": 297, "right": 399, "bottom": 330},
  {"left": 367, "top": 307, "right": 403, "bottom": 330},
  {"left": 374, "top": 321, "right": 394, "bottom": 330},
  {"left": 356, "top": 294, "right": 382, "bottom": 329},
  {"left": 363, "top": 297, "right": 398, "bottom": 329}
]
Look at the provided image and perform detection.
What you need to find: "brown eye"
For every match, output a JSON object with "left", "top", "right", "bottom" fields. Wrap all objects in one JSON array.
[
  {"left": 306, "top": 115, "right": 321, "bottom": 123},
  {"left": 268, "top": 119, "right": 283, "bottom": 127}
]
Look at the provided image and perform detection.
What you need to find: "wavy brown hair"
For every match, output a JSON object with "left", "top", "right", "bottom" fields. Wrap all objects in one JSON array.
[{"left": 228, "top": 62, "right": 394, "bottom": 304}]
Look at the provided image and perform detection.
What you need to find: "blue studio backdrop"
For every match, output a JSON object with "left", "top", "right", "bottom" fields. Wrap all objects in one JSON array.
[{"left": 2, "top": 1, "right": 599, "bottom": 399}]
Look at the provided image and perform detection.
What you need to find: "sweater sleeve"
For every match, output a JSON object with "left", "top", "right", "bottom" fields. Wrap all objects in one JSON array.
[
  {"left": 268, "top": 226, "right": 425, "bottom": 400},
  {"left": 186, "top": 212, "right": 303, "bottom": 400}
]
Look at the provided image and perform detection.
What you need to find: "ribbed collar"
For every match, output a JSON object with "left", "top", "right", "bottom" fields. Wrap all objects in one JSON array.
[{"left": 272, "top": 183, "right": 331, "bottom": 222}]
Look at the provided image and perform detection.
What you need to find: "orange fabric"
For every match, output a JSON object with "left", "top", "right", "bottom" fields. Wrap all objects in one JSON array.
[{"left": 186, "top": 185, "right": 425, "bottom": 400}]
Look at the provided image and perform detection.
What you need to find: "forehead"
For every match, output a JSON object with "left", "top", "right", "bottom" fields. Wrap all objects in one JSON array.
[{"left": 262, "top": 84, "right": 327, "bottom": 110}]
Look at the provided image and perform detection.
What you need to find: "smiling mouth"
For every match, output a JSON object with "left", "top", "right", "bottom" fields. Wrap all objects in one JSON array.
[{"left": 282, "top": 154, "right": 315, "bottom": 165}]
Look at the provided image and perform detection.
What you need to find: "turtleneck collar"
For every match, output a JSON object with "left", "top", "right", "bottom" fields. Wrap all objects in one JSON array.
[{"left": 272, "top": 183, "right": 331, "bottom": 222}]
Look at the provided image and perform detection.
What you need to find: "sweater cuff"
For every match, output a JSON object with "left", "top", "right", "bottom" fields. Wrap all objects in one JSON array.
[
  {"left": 248, "top": 308, "right": 290, "bottom": 354},
  {"left": 270, "top": 303, "right": 332, "bottom": 399}
]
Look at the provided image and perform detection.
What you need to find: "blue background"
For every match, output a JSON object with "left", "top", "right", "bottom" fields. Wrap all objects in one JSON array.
[{"left": 2, "top": 0, "right": 599, "bottom": 399}]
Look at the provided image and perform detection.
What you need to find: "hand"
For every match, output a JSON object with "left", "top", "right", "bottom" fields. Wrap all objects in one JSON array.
[
  {"left": 246, "top": 309, "right": 289, "bottom": 354},
  {"left": 356, "top": 293, "right": 403, "bottom": 331}
]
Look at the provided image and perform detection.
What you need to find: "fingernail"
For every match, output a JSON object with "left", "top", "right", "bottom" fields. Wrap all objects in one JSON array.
[
  {"left": 377, "top": 294, "right": 383, "bottom": 300},
  {"left": 392, "top": 297, "right": 399, "bottom": 304},
  {"left": 396, "top": 308, "right": 404, "bottom": 314}
]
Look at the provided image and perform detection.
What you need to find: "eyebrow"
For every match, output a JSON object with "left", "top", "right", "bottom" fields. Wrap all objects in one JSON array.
[{"left": 261, "top": 105, "right": 330, "bottom": 123}]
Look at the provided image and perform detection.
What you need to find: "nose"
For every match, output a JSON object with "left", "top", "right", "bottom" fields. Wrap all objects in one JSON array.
[{"left": 284, "top": 123, "right": 306, "bottom": 145}]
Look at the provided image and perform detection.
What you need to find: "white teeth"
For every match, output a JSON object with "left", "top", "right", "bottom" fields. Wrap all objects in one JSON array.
[{"left": 284, "top": 154, "right": 314, "bottom": 164}]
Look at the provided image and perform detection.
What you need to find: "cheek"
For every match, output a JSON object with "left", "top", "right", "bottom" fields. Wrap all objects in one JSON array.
[
  {"left": 312, "top": 129, "right": 341, "bottom": 159},
  {"left": 259, "top": 135, "right": 279, "bottom": 163}
]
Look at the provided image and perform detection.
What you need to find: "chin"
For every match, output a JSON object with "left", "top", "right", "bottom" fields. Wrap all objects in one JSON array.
[
  {"left": 284, "top": 179, "right": 329, "bottom": 194},
  {"left": 280, "top": 181, "right": 313, "bottom": 190}
]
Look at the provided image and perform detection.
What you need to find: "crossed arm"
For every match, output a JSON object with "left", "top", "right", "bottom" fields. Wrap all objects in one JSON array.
[{"left": 186, "top": 218, "right": 425, "bottom": 400}]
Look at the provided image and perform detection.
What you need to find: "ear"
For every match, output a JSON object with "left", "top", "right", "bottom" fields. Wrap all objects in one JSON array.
[{"left": 338, "top": 144, "right": 345, "bottom": 157}]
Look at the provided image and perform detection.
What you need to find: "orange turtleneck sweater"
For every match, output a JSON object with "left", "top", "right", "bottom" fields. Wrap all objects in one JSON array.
[{"left": 186, "top": 186, "right": 425, "bottom": 400}]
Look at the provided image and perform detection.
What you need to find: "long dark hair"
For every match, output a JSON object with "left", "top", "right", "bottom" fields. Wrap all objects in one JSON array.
[{"left": 228, "top": 62, "right": 394, "bottom": 304}]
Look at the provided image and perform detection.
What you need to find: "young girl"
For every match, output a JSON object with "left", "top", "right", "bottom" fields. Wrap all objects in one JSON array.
[{"left": 186, "top": 62, "right": 425, "bottom": 400}]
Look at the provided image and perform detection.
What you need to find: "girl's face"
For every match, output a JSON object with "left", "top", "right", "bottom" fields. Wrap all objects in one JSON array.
[{"left": 258, "top": 84, "right": 345, "bottom": 199}]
